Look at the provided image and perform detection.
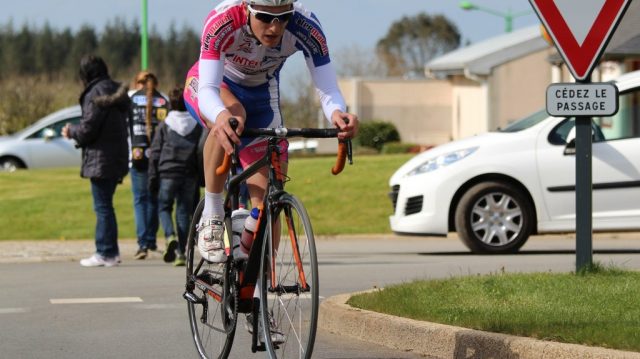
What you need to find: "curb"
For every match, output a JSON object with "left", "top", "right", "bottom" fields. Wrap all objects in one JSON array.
[{"left": 319, "top": 293, "right": 640, "bottom": 359}]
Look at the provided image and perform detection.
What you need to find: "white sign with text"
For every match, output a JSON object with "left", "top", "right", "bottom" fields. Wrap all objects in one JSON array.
[{"left": 546, "top": 83, "right": 619, "bottom": 117}]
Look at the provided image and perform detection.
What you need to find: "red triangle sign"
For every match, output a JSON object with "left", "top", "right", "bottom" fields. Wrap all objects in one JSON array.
[{"left": 529, "top": 0, "right": 630, "bottom": 81}]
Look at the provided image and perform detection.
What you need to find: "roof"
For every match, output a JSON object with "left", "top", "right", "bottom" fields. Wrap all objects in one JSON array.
[{"left": 425, "top": 25, "right": 549, "bottom": 77}]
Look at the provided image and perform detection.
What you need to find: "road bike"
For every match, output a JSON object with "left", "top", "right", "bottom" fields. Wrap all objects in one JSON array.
[{"left": 183, "top": 119, "right": 352, "bottom": 359}]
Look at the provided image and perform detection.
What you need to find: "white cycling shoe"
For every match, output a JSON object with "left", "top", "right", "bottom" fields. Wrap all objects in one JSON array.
[{"left": 197, "top": 215, "right": 227, "bottom": 263}]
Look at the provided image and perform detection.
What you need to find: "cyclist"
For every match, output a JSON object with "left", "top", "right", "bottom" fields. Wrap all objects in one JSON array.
[{"left": 184, "top": 0, "right": 358, "bottom": 265}]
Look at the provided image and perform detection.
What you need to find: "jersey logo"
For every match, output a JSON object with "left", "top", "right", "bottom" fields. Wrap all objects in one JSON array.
[
  {"left": 132, "top": 95, "right": 167, "bottom": 107},
  {"left": 232, "top": 55, "right": 261, "bottom": 69},
  {"left": 238, "top": 32, "right": 254, "bottom": 53},
  {"left": 185, "top": 76, "right": 199, "bottom": 101},
  {"left": 203, "top": 13, "right": 235, "bottom": 52},
  {"left": 293, "top": 17, "right": 328, "bottom": 57}
]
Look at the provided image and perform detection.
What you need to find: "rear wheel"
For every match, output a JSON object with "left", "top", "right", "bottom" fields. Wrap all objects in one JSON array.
[
  {"left": 186, "top": 199, "right": 236, "bottom": 359},
  {"left": 455, "top": 181, "right": 534, "bottom": 254},
  {"left": 260, "top": 194, "right": 318, "bottom": 359}
]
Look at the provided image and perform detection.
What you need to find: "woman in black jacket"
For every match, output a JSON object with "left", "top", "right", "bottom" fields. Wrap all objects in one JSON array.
[{"left": 63, "top": 55, "right": 130, "bottom": 267}]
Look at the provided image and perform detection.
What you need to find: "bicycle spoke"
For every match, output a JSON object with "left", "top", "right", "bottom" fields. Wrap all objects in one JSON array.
[
  {"left": 261, "top": 194, "right": 318, "bottom": 359},
  {"left": 186, "top": 198, "right": 236, "bottom": 359}
]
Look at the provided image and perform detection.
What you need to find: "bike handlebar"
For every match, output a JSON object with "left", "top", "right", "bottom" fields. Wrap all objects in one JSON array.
[{"left": 216, "top": 118, "right": 353, "bottom": 176}]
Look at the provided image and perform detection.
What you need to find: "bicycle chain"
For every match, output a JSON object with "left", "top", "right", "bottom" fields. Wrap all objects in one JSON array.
[{"left": 224, "top": 263, "right": 239, "bottom": 334}]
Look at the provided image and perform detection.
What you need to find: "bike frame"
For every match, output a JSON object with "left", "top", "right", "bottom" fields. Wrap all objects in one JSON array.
[
  {"left": 224, "top": 136, "right": 288, "bottom": 300},
  {"left": 186, "top": 123, "right": 351, "bottom": 355}
]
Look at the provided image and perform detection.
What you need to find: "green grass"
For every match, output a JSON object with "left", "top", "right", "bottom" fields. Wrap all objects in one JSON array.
[
  {"left": 347, "top": 265, "right": 640, "bottom": 352},
  {"left": 0, "top": 154, "right": 412, "bottom": 240},
  {"left": 286, "top": 154, "right": 411, "bottom": 235},
  {"left": 0, "top": 167, "right": 135, "bottom": 240}
]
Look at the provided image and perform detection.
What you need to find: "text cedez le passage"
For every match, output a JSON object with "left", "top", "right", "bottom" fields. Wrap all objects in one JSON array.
[{"left": 553, "top": 87, "right": 610, "bottom": 111}]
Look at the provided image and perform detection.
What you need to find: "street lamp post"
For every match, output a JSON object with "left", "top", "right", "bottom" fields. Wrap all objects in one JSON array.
[
  {"left": 141, "top": 0, "right": 148, "bottom": 70},
  {"left": 459, "top": 1, "right": 532, "bottom": 33}
]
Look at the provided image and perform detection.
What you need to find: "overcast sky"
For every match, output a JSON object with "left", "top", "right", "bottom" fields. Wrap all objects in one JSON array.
[
  {"left": 2, "top": 1, "right": 541, "bottom": 91},
  {"left": 2, "top": 0, "right": 540, "bottom": 46}
]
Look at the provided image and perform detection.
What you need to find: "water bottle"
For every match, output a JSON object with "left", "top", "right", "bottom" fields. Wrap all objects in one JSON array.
[
  {"left": 231, "top": 208, "right": 249, "bottom": 260},
  {"left": 240, "top": 208, "right": 260, "bottom": 258}
]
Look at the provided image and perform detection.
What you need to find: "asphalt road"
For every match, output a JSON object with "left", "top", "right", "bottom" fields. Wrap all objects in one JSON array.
[{"left": 1, "top": 234, "right": 638, "bottom": 358}]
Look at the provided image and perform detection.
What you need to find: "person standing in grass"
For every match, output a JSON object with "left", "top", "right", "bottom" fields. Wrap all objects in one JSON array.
[
  {"left": 148, "top": 86, "right": 202, "bottom": 266},
  {"left": 128, "top": 71, "right": 169, "bottom": 260},
  {"left": 62, "top": 54, "right": 130, "bottom": 267}
]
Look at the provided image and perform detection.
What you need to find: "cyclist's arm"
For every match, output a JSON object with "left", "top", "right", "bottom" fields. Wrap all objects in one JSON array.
[
  {"left": 306, "top": 58, "right": 347, "bottom": 123},
  {"left": 198, "top": 59, "right": 227, "bottom": 124}
]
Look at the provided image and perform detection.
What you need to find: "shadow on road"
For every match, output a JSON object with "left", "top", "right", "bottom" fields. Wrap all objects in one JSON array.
[{"left": 418, "top": 249, "right": 640, "bottom": 256}]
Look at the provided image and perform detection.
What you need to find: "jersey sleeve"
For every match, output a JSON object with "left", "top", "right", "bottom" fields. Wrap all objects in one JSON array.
[
  {"left": 198, "top": 59, "right": 227, "bottom": 124},
  {"left": 288, "top": 11, "right": 331, "bottom": 68},
  {"left": 289, "top": 10, "right": 346, "bottom": 121},
  {"left": 197, "top": 5, "right": 244, "bottom": 123},
  {"left": 307, "top": 60, "right": 347, "bottom": 123},
  {"left": 199, "top": 7, "right": 242, "bottom": 61}
]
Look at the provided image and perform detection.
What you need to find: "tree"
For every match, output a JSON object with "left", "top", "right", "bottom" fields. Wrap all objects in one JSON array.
[
  {"left": 99, "top": 17, "right": 139, "bottom": 78},
  {"left": 281, "top": 72, "right": 321, "bottom": 129},
  {"left": 377, "top": 13, "right": 460, "bottom": 77},
  {"left": 12, "top": 24, "right": 36, "bottom": 75},
  {"left": 332, "top": 43, "right": 387, "bottom": 77},
  {"left": 67, "top": 25, "right": 98, "bottom": 76}
]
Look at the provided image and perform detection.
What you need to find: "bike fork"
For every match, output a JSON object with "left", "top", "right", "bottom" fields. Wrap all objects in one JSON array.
[{"left": 250, "top": 298, "right": 266, "bottom": 352}]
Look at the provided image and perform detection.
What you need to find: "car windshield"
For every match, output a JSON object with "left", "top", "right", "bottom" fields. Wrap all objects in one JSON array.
[{"left": 499, "top": 109, "right": 549, "bottom": 133}]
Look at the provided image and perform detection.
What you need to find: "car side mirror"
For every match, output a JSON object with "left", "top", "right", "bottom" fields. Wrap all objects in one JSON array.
[
  {"left": 42, "top": 128, "right": 57, "bottom": 141},
  {"left": 564, "top": 138, "right": 576, "bottom": 155}
]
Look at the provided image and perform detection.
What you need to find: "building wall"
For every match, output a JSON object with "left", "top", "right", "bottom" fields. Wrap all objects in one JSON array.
[
  {"left": 488, "top": 47, "right": 555, "bottom": 130},
  {"left": 451, "top": 75, "right": 489, "bottom": 139},
  {"left": 338, "top": 78, "right": 453, "bottom": 146}
]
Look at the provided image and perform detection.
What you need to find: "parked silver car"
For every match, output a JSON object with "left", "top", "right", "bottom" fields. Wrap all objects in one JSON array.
[{"left": 0, "top": 106, "right": 82, "bottom": 171}]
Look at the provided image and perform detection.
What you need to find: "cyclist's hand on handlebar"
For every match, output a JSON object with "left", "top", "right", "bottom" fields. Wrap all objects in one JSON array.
[
  {"left": 213, "top": 112, "right": 244, "bottom": 154},
  {"left": 331, "top": 111, "right": 359, "bottom": 140}
]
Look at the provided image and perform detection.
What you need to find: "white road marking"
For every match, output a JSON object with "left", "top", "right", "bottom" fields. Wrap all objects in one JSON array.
[
  {"left": 0, "top": 308, "right": 28, "bottom": 314},
  {"left": 50, "top": 297, "right": 143, "bottom": 304},
  {"left": 266, "top": 294, "right": 325, "bottom": 300},
  {"left": 135, "top": 304, "right": 183, "bottom": 310}
]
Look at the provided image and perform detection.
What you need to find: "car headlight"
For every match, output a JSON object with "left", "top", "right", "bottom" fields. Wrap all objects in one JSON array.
[{"left": 406, "top": 147, "right": 478, "bottom": 177}]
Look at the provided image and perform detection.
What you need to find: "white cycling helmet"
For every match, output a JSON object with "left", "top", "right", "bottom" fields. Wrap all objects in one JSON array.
[{"left": 247, "top": 0, "right": 296, "bottom": 6}]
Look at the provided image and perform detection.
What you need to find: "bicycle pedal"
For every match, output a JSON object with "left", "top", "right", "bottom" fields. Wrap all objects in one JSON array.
[
  {"left": 183, "top": 291, "right": 205, "bottom": 304},
  {"left": 252, "top": 343, "right": 267, "bottom": 352}
]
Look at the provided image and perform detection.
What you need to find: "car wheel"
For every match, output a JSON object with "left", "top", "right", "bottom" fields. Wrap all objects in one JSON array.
[
  {"left": 0, "top": 158, "right": 23, "bottom": 172},
  {"left": 454, "top": 181, "right": 534, "bottom": 254}
]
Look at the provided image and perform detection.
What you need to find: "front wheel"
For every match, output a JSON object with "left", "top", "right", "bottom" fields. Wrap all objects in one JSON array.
[
  {"left": 454, "top": 181, "right": 534, "bottom": 254},
  {"left": 186, "top": 198, "right": 236, "bottom": 359},
  {"left": 260, "top": 194, "right": 318, "bottom": 359},
  {"left": 0, "top": 157, "right": 23, "bottom": 172}
]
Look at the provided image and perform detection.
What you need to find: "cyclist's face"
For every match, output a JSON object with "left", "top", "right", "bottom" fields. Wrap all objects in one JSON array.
[{"left": 248, "top": 4, "right": 292, "bottom": 47}]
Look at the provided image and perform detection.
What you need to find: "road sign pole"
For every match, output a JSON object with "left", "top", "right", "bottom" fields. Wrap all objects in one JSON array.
[
  {"left": 141, "top": 0, "right": 148, "bottom": 71},
  {"left": 575, "top": 79, "right": 593, "bottom": 271},
  {"left": 530, "top": 0, "right": 630, "bottom": 272}
]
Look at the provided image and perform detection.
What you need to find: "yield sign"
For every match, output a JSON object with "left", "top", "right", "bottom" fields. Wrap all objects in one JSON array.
[{"left": 529, "top": 0, "right": 631, "bottom": 81}]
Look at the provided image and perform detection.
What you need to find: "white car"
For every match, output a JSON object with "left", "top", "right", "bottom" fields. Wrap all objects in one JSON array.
[
  {"left": 389, "top": 70, "right": 640, "bottom": 254},
  {"left": 0, "top": 106, "right": 82, "bottom": 172}
]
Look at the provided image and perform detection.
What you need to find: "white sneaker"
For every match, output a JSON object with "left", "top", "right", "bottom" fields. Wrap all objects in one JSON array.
[
  {"left": 80, "top": 254, "right": 119, "bottom": 267},
  {"left": 197, "top": 215, "right": 226, "bottom": 262},
  {"left": 245, "top": 312, "right": 286, "bottom": 345}
]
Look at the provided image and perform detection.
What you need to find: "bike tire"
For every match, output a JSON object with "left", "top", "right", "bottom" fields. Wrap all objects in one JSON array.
[
  {"left": 260, "top": 194, "right": 319, "bottom": 359},
  {"left": 186, "top": 198, "right": 236, "bottom": 359}
]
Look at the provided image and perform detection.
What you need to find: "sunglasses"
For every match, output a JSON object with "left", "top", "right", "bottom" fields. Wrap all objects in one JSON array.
[{"left": 247, "top": 4, "right": 294, "bottom": 24}]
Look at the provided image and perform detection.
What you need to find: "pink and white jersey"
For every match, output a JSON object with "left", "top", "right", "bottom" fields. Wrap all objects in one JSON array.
[{"left": 191, "top": 0, "right": 346, "bottom": 127}]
